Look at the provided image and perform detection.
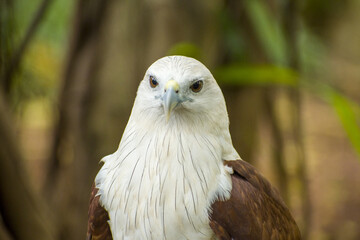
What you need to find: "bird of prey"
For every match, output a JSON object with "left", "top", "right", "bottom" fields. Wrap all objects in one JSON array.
[{"left": 87, "top": 56, "right": 301, "bottom": 240}]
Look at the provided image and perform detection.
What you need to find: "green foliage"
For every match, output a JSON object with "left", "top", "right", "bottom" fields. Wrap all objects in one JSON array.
[
  {"left": 328, "top": 90, "right": 360, "bottom": 159},
  {"left": 244, "top": 0, "right": 360, "bottom": 162},
  {"left": 14, "top": 0, "right": 74, "bottom": 50},
  {"left": 9, "top": 0, "right": 73, "bottom": 108},
  {"left": 167, "top": 0, "right": 360, "bottom": 164},
  {"left": 214, "top": 64, "right": 298, "bottom": 87},
  {"left": 167, "top": 42, "right": 202, "bottom": 61},
  {"left": 244, "top": 0, "right": 287, "bottom": 65}
]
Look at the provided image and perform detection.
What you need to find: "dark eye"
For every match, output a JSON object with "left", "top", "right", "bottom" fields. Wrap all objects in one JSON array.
[
  {"left": 149, "top": 75, "right": 158, "bottom": 88},
  {"left": 190, "top": 80, "right": 203, "bottom": 93}
]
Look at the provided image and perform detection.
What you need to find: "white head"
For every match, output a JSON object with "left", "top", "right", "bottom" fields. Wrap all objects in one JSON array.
[
  {"left": 97, "top": 56, "right": 239, "bottom": 239},
  {"left": 130, "top": 55, "right": 239, "bottom": 160}
]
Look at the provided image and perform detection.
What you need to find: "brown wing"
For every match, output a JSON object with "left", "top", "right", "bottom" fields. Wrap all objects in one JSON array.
[
  {"left": 210, "top": 160, "right": 301, "bottom": 240},
  {"left": 87, "top": 183, "right": 113, "bottom": 240}
]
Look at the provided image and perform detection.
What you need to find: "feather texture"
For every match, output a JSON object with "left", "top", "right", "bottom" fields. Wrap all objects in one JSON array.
[
  {"left": 87, "top": 183, "right": 112, "bottom": 240},
  {"left": 93, "top": 120, "right": 233, "bottom": 240},
  {"left": 86, "top": 56, "right": 300, "bottom": 240},
  {"left": 210, "top": 160, "right": 301, "bottom": 240},
  {"left": 87, "top": 160, "right": 301, "bottom": 240}
]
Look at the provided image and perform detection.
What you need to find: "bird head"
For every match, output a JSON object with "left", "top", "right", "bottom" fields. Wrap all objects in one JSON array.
[
  {"left": 129, "top": 56, "right": 240, "bottom": 160},
  {"left": 134, "top": 56, "right": 228, "bottom": 126}
]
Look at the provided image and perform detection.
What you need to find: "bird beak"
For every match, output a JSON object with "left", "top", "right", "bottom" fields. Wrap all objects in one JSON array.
[{"left": 163, "top": 80, "right": 180, "bottom": 122}]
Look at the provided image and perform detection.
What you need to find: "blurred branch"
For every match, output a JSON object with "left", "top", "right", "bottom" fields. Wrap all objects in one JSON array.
[
  {"left": 243, "top": 0, "right": 291, "bottom": 203},
  {"left": 46, "top": 0, "right": 110, "bottom": 193},
  {"left": 0, "top": 214, "right": 12, "bottom": 240},
  {"left": 1, "top": 0, "right": 54, "bottom": 93},
  {"left": 0, "top": 0, "right": 14, "bottom": 91},
  {"left": 0, "top": 1, "right": 58, "bottom": 238},
  {"left": 0, "top": 91, "right": 57, "bottom": 240},
  {"left": 263, "top": 89, "right": 289, "bottom": 203},
  {"left": 44, "top": 0, "right": 111, "bottom": 239},
  {"left": 282, "top": 0, "right": 311, "bottom": 238}
]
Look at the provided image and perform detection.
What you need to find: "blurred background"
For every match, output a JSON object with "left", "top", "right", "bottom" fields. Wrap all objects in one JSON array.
[{"left": 1, "top": 0, "right": 360, "bottom": 239}]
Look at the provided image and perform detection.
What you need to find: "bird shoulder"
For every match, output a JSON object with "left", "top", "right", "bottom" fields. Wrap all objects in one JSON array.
[
  {"left": 87, "top": 183, "right": 113, "bottom": 240},
  {"left": 210, "top": 159, "right": 301, "bottom": 240}
]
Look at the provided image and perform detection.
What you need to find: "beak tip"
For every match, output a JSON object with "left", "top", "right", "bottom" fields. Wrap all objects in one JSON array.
[{"left": 163, "top": 80, "right": 180, "bottom": 123}]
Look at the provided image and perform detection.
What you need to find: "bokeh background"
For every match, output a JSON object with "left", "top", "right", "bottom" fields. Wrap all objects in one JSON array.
[{"left": 1, "top": 0, "right": 360, "bottom": 239}]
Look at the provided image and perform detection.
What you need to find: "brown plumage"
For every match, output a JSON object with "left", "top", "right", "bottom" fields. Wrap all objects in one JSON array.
[
  {"left": 87, "top": 159, "right": 301, "bottom": 240},
  {"left": 87, "top": 183, "right": 112, "bottom": 240},
  {"left": 210, "top": 160, "right": 301, "bottom": 240}
]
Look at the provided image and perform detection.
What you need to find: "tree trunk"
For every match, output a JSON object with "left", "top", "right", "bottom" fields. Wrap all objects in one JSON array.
[
  {"left": 44, "top": 0, "right": 112, "bottom": 239},
  {"left": 0, "top": 92, "right": 57, "bottom": 240},
  {"left": 283, "top": 0, "right": 311, "bottom": 238}
]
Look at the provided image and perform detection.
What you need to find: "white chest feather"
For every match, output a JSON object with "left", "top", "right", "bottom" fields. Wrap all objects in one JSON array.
[{"left": 96, "top": 122, "right": 233, "bottom": 240}]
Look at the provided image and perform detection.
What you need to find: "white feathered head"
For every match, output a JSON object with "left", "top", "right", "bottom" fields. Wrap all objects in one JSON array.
[{"left": 130, "top": 56, "right": 239, "bottom": 160}]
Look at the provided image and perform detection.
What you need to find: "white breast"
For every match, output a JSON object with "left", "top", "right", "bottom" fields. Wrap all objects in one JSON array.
[{"left": 95, "top": 121, "right": 232, "bottom": 240}]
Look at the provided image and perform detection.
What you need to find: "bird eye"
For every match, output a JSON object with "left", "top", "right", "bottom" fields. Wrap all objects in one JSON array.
[
  {"left": 149, "top": 75, "right": 158, "bottom": 88},
  {"left": 190, "top": 80, "right": 203, "bottom": 93}
]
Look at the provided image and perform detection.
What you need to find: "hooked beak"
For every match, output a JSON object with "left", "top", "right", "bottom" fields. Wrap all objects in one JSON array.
[{"left": 163, "top": 80, "right": 180, "bottom": 122}]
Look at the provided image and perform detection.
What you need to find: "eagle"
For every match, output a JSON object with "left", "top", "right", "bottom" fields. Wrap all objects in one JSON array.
[{"left": 87, "top": 56, "right": 301, "bottom": 240}]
